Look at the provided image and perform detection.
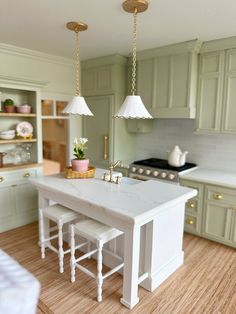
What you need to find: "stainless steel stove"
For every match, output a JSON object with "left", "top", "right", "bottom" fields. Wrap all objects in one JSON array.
[{"left": 129, "top": 158, "right": 197, "bottom": 184}]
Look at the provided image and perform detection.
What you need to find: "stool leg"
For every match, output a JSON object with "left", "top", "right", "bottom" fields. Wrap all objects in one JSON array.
[
  {"left": 70, "top": 224, "right": 76, "bottom": 283},
  {"left": 58, "top": 219, "right": 64, "bottom": 273},
  {"left": 39, "top": 208, "right": 45, "bottom": 259},
  {"left": 87, "top": 242, "right": 91, "bottom": 259},
  {"left": 97, "top": 241, "right": 103, "bottom": 302}
]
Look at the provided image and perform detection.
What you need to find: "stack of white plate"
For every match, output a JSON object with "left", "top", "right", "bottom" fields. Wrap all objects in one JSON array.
[{"left": 0, "top": 129, "right": 16, "bottom": 140}]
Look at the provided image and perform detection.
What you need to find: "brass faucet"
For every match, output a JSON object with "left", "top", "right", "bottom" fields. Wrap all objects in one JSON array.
[{"left": 103, "top": 160, "right": 122, "bottom": 184}]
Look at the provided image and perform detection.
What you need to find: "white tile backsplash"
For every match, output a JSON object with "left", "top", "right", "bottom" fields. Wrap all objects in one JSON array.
[{"left": 135, "top": 119, "right": 236, "bottom": 171}]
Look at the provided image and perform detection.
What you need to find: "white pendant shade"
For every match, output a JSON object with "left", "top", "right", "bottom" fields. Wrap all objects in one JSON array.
[
  {"left": 114, "top": 95, "right": 152, "bottom": 119},
  {"left": 62, "top": 96, "right": 94, "bottom": 116}
]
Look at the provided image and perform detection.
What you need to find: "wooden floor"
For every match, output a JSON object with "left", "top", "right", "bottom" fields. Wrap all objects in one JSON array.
[{"left": 0, "top": 223, "right": 236, "bottom": 314}]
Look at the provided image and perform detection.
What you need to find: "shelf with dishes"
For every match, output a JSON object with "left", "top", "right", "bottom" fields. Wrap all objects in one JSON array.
[
  {"left": 0, "top": 138, "right": 37, "bottom": 144},
  {"left": 0, "top": 162, "right": 42, "bottom": 172}
]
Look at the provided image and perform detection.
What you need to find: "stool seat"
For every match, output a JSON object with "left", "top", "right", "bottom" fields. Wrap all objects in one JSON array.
[
  {"left": 39, "top": 204, "right": 82, "bottom": 273},
  {"left": 43, "top": 204, "right": 80, "bottom": 223},
  {"left": 74, "top": 219, "right": 123, "bottom": 243}
]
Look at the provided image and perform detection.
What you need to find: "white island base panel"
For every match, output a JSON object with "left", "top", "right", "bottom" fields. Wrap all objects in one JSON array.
[{"left": 101, "top": 202, "right": 185, "bottom": 297}]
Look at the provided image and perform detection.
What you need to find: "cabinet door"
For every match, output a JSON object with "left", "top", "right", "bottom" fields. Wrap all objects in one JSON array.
[
  {"left": 0, "top": 185, "right": 15, "bottom": 218},
  {"left": 137, "top": 59, "right": 155, "bottom": 113},
  {"left": 230, "top": 209, "right": 236, "bottom": 245},
  {"left": 83, "top": 95, "right": 113, "bottom": 167},
  {"left": 196, "top": 51, "right": 225, "bottom": 133},
  {"left": 222, "top": 49, "right": 236, "bottom": 133},
  {"left": 203, "top": 202, "right": 232, "bottom": 242},
  {"left": 14, "top": 182, "right": 38, "bottom": 213}
]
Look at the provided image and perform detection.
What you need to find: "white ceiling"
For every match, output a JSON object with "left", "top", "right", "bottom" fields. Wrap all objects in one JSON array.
[{"left": 1, "top": 0, "right": 236, "bottom": 60}]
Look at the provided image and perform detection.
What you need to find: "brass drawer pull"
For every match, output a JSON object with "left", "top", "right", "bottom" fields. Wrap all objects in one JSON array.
[
  {"left": 0, "top": 176, "right": 4, "bottom": 182},
  {"left": 185, "top": 218, "right": 194, "bottom": 225},
  {"left": 214, "top": 193, "right": 223, "bottom": 200},
  {"left": 23, "top": 172, "right": 30, "bottom": 178},
  {"left": 187, "top": 201, "right": 195, "bottom": 209}
]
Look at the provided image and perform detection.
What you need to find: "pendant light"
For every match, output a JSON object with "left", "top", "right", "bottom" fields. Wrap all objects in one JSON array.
[
  {"left": 62, "top": 22, "right": 93, "bottom": 116},
  {"left": 114, "top": 0, "right": 152, "bottom": 119}
]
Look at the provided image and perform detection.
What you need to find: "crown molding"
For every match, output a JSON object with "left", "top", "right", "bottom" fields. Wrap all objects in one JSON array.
[
  {"left": 0, "top": 74, "right": 48, "bottom": 89},
  {"left": 0, "top": 42, "right": 73, "bottom": 67},
  {"left": 200, "top": 36, "right": 236, "bottom": 53}
]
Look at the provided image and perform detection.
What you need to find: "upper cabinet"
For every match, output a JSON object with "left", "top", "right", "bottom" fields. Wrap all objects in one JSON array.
[
  {"left": 136, "top": 40, "right": 202, "bottom": 118},
  {"left": 196, "top": 37, "right": 236, "bottom": 134}
]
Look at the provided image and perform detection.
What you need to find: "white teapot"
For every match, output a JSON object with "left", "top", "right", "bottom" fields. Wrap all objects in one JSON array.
[{"left": 167, "top": 145, "right": 188, "bottom": 167}]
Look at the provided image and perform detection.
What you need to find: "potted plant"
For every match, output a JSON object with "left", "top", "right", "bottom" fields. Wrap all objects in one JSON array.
[
  {"left": 4, "top": 98, "right": 15, "bottom": 113},
  {"left": 71, "top": 137, "right": 89, "bottom": 172}
]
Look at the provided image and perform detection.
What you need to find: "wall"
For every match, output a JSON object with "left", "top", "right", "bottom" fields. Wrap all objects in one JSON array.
[{"left": 135, "top": 119, "right": 236, "bottom": 171}]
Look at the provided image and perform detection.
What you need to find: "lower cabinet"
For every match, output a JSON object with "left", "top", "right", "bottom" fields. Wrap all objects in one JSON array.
[
  {"left": 0, "top": 166, "right": 42, "bottom": 232},
  {"left": 180, "top": 179, "right": 204, "bottom": 235},
  {"left": 181, "top": 179, "right": 236, "bottom": 248},
  {"left": 202, "top": 185, "right": 236, "bottom": 248}
]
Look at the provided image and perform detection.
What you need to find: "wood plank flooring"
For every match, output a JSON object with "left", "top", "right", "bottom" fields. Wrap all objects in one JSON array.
[{"left": 0, "top": 223, "right": 236, "bottom": 314}]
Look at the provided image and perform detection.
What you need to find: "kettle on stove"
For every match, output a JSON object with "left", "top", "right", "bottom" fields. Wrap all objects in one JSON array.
[{"left": 167, "top": 145, "right": 188, "bottom": 167}]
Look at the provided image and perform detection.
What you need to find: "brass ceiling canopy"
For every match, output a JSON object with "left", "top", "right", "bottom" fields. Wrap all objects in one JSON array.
[
  {"left": 66, "top": 21, "right": 88, "bottom": 33},
  {"left": 122, "top": 0, "right": 149, "bottom": 13}
]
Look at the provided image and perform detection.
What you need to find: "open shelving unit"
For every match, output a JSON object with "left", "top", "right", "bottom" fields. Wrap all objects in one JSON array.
[{"left": 0, "top": 113, "right": 36, "bottom": 117}]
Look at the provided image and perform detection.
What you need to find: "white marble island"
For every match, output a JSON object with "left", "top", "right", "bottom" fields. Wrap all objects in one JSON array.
[{"left": 31, "top": 172, "right": 197, "bottom": 309}]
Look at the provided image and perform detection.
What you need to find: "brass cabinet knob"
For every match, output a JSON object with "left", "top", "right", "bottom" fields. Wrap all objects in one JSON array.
[
  {"left": 0, "top": 176, "right": 4, "bottom": 182},
  {"left": 23, "top": 172, "right": 30, "bottom": 178},
  {"left": 214, "top": 193, "right": 223, "bottom": 200},
  {"left": 185, "top": 218, "right": 194, "bottom": 225},
  {"left": 187, "top": 201, "right": 195, "bottom": 209}
]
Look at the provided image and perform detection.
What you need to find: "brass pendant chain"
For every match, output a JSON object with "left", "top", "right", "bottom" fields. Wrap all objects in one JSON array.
[
  {"left": 75, "top": 31, "right": 81, "bottom": 96},
  {"left": 131, "top": 8, "right": 138, "bottom": 95}
]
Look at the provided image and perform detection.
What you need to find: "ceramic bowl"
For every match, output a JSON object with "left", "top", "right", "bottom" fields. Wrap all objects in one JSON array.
[
  {"left": 16, "top": 105, "right": 32, "bottom": 114},
  {"left": 0, "top": 129, "right": 15, "bottom": 135},
  {"left": 0, "top": 133, "right": 15, "bottom": 140}
]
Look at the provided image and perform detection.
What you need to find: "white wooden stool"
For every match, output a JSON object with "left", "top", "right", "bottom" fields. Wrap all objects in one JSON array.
[
  {"left": 70, "top": 218, "right": 124, "bottom": 302},
  {"left": 39, "top": 204, "right": 82, "bottom": 273}
]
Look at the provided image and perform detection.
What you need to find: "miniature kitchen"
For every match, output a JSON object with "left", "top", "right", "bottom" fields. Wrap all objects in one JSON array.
[{"left": 0, "top": 1, "right": 236, "bottom": 313}]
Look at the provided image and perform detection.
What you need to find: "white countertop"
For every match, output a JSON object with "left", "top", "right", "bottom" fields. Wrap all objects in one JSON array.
[
  {"left": 32, "top": 169, "right": 196, "bottom": 225},
  {"left": 180, "top": 168, "right": 236, "bottom": 189}
]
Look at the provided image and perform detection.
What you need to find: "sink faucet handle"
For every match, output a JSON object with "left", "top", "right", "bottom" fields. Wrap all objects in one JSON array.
[{"left": 110, "top": 160, "right": 121, "bottom": 169}]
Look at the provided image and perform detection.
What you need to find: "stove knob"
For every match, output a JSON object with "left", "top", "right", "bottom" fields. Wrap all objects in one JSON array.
[
  {"left": 161, "top": 172, "right": 167, "bottom": 178},
  {"left": 153, "top": 171, "right": 159, "bottom": 177},
  {"left": 131, "top": 167, "right": 137, "bottom": 173},
  {"left": 145, "top": 169, "right": 151, "bottom": 175},
  {"left": 138, "top": 168, "right": 144, "bottom": 174},
  {"left": 168, "top": 173, "right": 175, "bottom": 180}
]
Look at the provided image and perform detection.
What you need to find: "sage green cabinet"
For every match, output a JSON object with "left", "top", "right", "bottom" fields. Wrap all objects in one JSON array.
[
  {"left": 180, "top": 179, "right": 204, "bottom": 235},
  {"left": 0, "top": 167, "right": 41, "bottom": 232},
  {"left": 196, "top": 48, "right": 236, "bottom": 134},
  {"left": 136, "top": 40, "right": 201, "bottom": 119},
  {"left": 83, "top": 95, "right": 113, "bottom": 168},
  {"left": 202, "top": 185, "right": 236, "bottom": 248},
  {"left": 82, "top": 55, "right": 135, "bottom": 167}
]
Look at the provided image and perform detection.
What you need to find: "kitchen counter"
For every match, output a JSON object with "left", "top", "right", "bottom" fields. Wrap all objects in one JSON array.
[
  {"left": 31, "top": 170, "right": 196, "bottom": 309},
  {"left": 180, "top": 168, "right": 236, "bottom": 189}
]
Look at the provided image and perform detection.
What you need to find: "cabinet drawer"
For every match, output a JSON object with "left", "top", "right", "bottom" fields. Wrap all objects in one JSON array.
[
  {"left": 0, "top": 169, "right": 37, "bottom": 186},
  {"left": 206, "top": 185, "right": 236, "bottom": 205},
  {"left": 180, "top": 179, "right": 203, "bottom": 200},
  {"left": 185, "top": 199, "right": 199, "bottom": 213},
  {"left": 184, "top": 215, "right": 199, "bottom": 233}
]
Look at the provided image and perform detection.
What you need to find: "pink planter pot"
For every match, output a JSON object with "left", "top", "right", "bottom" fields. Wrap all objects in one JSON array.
[{"left": 71, "top": 159, "right": 89, "bottom": 172}]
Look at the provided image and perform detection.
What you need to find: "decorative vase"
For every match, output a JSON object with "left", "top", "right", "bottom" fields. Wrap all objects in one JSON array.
[{"left": 71, "top": 159, "right": 89, "bottom": 172}]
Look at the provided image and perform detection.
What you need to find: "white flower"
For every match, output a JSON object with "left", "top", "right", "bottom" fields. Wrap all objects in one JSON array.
[
  {"left": 73, "top": 137, "right": 78, "bottom": 145},
  {"left": 79, "top": 138, "right": 88, "bottom": 145}
]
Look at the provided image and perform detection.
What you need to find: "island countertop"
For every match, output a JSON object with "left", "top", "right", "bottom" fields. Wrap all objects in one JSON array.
[{"left": 31, "top": 173, "right": 197, "bottom": 226}]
